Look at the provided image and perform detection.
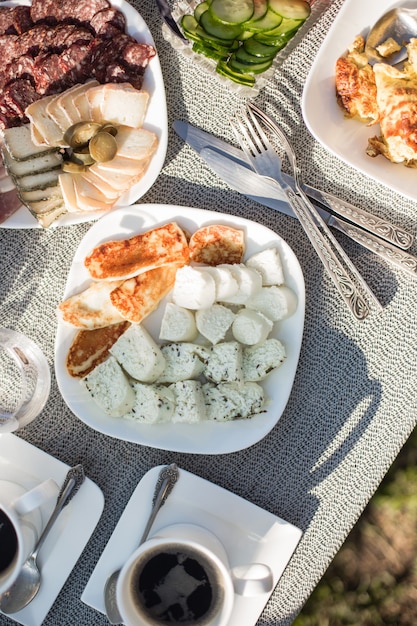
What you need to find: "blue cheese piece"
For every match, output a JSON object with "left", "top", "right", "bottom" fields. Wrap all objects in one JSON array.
[
  {"left": 245, "top": 247, "right": 285, "bottom": 285},
  {"left": 195, "top": 304, "right": 236, "bottom": 345},
  {"left": 243, "top": 338, "right": 286, "bottom": 381},
  {"left": 231, "top": 309, "right": 273, "bottom": 345},
  {"left": 124, "top": 383, "right": 175, "bottom": 423},
  {"left": 82, "top": 355, "right": 135, "bottom": 417},
  {"left": 245, "top": 285, "right": 297, "bottom": 321},
  {"left": 157, "top": 343, "right": 205, "bottom": 383},
  {"left": 170, "top": 380, "right": 206, "bottom": 423},
  {"left": 203, "top": 381, "right": 264, "bottom": 421},
  {"left": 159, "top": 302, "right": 198, "bottom": 342},
  {"left": 109, "top": 323, "right": 165, "bottom": 383},
  {"left": 204, "top": 341, "right": 243, "bottom": 384}
]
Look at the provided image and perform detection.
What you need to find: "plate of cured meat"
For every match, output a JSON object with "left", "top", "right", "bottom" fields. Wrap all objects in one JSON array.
[{"left": 0, "top": 0, "right": 168, "bottom": 229}]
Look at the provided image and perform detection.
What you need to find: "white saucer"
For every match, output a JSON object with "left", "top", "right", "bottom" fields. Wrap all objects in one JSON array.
[
  {"left": 82, "top": 465, "right": 302, "bottom": 625},
  {"left": 0, "top": 434, "right": 104, "bottom": 626}
]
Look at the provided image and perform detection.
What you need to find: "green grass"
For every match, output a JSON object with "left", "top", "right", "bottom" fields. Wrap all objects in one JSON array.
[{"left": 294, "top": 428, "right": 417, "bottom": 626}]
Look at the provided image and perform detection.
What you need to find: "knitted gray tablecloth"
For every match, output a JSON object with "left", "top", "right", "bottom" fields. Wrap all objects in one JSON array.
[{"left": 0, "top": 1, "right": 416, "bottom": 625}]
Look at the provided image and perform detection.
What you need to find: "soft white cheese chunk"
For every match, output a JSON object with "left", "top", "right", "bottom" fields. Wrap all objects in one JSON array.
[
  {"left": 243, "top": 338, "right": 286, "bottom": 381},
  {"left": 159, "top": 303, "right": 198, "bottom": 342},
  {"left": 195, "top": 304, "right": 236, "bottom": 345},
  {"left": 170, "top": 380, "right": 206, "bottom": 423},
  {"left": 157, "top": 343, "right": 205, "bottom": 383},
  {"left": 109, "top": 323, "right": 165, "bottom": 382},
  {"left": 245, "top": 285, "right": 297, "bottom": 321},
  {"left": 204, "top": 341, "right": 243, "bottom": 384},
  {"left": 198, "top": 266, "right": 238, "bottom": 301},
  {"left": 231, "top": 309, "right": 273, "bottom": 345},
  {"left": 172, "top": 266, "right": 216, "bottom": 310},
  {"left": 246, "top": 247, "right": 285, "bottom": 285},
  {"left": 82, "top": 355, "right": 135, "bottom": 417},
  {"left": 124, "top": 383, "right": 175, "bottom": 423},
  {"left": 203, "top": 381, "right": 264, "bottom": 421},
  {"left": 218, "top": 264, "right": 262, "bottom": 305}
]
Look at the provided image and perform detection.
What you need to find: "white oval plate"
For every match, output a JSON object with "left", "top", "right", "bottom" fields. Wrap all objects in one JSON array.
[
  {"left": 302, "top": 0, "right": 417, "bottom": 202},
  {"left": 1, "top": 0, "right": 168, "bottom": 229},
  {"left": 55, "top": 204, "right": 305, "bottom": 454}
]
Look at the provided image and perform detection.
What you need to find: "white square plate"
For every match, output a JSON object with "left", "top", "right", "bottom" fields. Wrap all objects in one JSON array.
[
  {"left": 54, "top": 204, "right": 305, "bottom": 455},
  {"left": 301, "top": 0, "right": 417, "bottom": 201}
]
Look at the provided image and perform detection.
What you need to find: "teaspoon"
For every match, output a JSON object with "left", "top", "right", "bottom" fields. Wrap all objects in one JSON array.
[
  {"left": 0, "top": 464, "right": 85, "bottom": 614},
  {"left": 103, "top": 463, "right": 179, "bottom": 625},
  {"left": 365, "top": 7, "right": 417, "bottom": 65}
]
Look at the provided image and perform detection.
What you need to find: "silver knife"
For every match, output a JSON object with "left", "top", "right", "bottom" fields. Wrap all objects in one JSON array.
[
  {"left": 155, "top": 0, "right": 189, "bottom": 43},
  {"left": 173, "top": 120, "right": 414, "bottom": 250},
  {"left": 199, "top": 147, "right": 417, "bottom": 277}
]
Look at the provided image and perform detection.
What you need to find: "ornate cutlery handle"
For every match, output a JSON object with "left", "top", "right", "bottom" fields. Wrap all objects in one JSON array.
[
  {"left": 317, "top": 189, "right": 414, "bottom": 250},
  {"left": 285, "top": 188, "right": 376, "bottom": 320},
  {"left": 331, "top": 218, "right": 417, "bottom": 276}
]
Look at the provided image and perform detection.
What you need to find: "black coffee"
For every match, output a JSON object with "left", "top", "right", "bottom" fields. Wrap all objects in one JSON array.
[
  {"left": 0, "top": 510, "right": 18, "bottom": 572},
  {"left": 130, "top": 544, "right": 224, "bottom": 625}
]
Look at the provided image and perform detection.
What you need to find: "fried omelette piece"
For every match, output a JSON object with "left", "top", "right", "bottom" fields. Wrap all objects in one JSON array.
[
  {"left": 366, "top": 39, "right": 417, "bottom": 166},
  {"left": 189, "top": 224, "right": 245, "bottom": 265},
  {"left": 66, "top": 321, "right": 131, "bottom": 378},
  {"left": 84, "top": 222, "right": 190, "bottom": 280},
  {"left": 110, "top": 263, "right": 181, "bottom": 323},
  {"left": 335, "top": 35, "right": 379, "bottom": 124},
  {"left": 57, "top": 280, "right": 124, "bottom": 329}
]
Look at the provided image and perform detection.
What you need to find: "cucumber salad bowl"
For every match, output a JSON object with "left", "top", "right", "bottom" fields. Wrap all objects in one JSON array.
[{"left": 163, "top": 0, "right": 315, "bottom": 94}]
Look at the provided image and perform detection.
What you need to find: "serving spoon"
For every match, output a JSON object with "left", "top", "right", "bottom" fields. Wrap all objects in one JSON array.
[
  {"left": 104, "top": 463, "right": 179, "bottom": 625},
  {"left": 365, "top": 6, "right": 417, "bottom": 65},
  {"left": 0, "top": 464, "right": 85, "bottom": 614}
]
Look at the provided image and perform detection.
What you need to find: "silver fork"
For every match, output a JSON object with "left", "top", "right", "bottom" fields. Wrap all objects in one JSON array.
[{"left": 230, "top": 103, "right": 383, "bottom": 321}]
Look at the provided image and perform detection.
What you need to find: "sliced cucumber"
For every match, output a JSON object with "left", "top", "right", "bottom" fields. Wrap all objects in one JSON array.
[
  {"left": 210, "top": 0, "right": 254, "bottom": 25},
  {"left": 228, "top": 55, "right": 273, "bottom": 74},
  {"left": 261, "top": 16, "right": 303, "bottom": 36},
  {"left": 268, "top": 0, "right": 310, "bottom": 20},
  {"left": 235, "top": 46, "right": 274, "bottom": 64},
  {"left": 243, "top": 37, "right": 280, "bottom": 57},
  {"left": 181, "top": 15, "right": 238, "bottom": 46},
  {"left": 200, "top": 10, "right": 243, "bottom": 40},
  {"left": 250, "top": 0, "right": 268, "bottom": 21},
  {"left": 243, "top": 8, "right": 282, "bottom": 33},
  {"left": 216, "top": 61, "right": 256, "bottom": 86},
  {"left": 194, "top": 1, "right": 210, "bottom": 21},
  {"left": 192, "top": 41, "right": 229, "bottom": 60}
]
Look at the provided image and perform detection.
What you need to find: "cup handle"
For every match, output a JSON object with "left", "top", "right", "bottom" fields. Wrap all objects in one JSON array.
[
  {"left": 231, "top": 563, "right": 274, "bottom": 596},
  {"left": 12, "top": 479, "right": 59, "bottom": 515}
]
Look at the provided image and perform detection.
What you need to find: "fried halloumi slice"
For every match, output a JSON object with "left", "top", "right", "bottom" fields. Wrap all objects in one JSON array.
[
  {"left": 57, "top": 280, "right": 124, "bottom": 329},
  {"left": 188, "top": 224, "right": 245, "bottom": 265},
  {"left": 110, "top": 264, "right": 181, "bottom": 323},
  {"left": 84, "top": 222, "right": 190, "bottom": 281},
  {"left": 66, "top": 321, "right": 131, "bottom": 378}
]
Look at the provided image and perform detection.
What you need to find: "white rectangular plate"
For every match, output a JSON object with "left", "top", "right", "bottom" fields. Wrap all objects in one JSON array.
[
  {"left": 82, "top": 465, "right": 303, "bottom": 626},
  {"left": 301, "top": 0, "right": 417, "bottom": 201},
  {"left": 1, "top": 0, "right": 168, "bottom": 229},
  {"left": 54, "top": 204, "right": 305, "bottom": 455}
]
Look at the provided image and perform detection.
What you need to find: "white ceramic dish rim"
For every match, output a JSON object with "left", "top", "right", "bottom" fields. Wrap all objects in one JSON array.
[
  {"left": 301, "top": 0, "right": 417, "bottom": 202},
  {"left": 54, "top": 204, "right": 305, "bottom": 455},
  {"left": 81, "top": 465, "right": 303, "bottom": 626},
  {"left": 0, "top": 0, "right": 168, "bottom": 229}
]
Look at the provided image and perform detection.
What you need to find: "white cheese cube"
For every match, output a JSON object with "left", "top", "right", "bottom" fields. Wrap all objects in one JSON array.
[
  {"left": 231, "top": 309, "right": 273, "bottom": 345},
  {"left": 125, "top": 383, "right": 175, "bottom": 423},
  {"left": 157, "top": 343, "right": 205, "bottom": 383},
  {"left": 109, "top": 323, "right": 165, "bottom": 382},
  {"left": 204, "top": 341, "right": 243, "bottom": 384},
  {"left": 245, "top": 285, "right": 297, "bottom": 321},
  {"left": 172, "top": 266, "right": 216, "bottom": 310},
  {"left": 246, "top": 247, "right": 285, "bottom": 285},
  {"left": 159, "top": 303, "right": 198, "bottom": 342},
  {"left": 170, "top": 380, "right": 206, "bottom": 423},
  {"left": 218, "top": 264, "right": 262, "bottom": 305},
  {"left": 203, "top": 382, "right": 264, "bottom": 421},
  {"left": 82, "top": 356, "right": 135, "bottom": 417},
  {"left": 243, "top": 339, "right": 286, "bottom": 381},
  {"left": 199, "top": 266, "right": 238, "bottom": 301},
  {"left": 195, "top": 304, "right": 235, "bottom": 345}
]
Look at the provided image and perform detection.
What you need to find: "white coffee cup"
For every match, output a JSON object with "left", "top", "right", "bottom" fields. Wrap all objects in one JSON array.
[
  {"left": 117, "top": 523, "right": 274, "bottom": 626},
  {"left": 0, "top": 477, "right": 59, "bottom": 594}
]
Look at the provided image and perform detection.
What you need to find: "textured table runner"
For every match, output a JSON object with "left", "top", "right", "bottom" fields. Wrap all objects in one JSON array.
[{"left": 0, "top": 0, "right": 416, "bottom": 624}]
